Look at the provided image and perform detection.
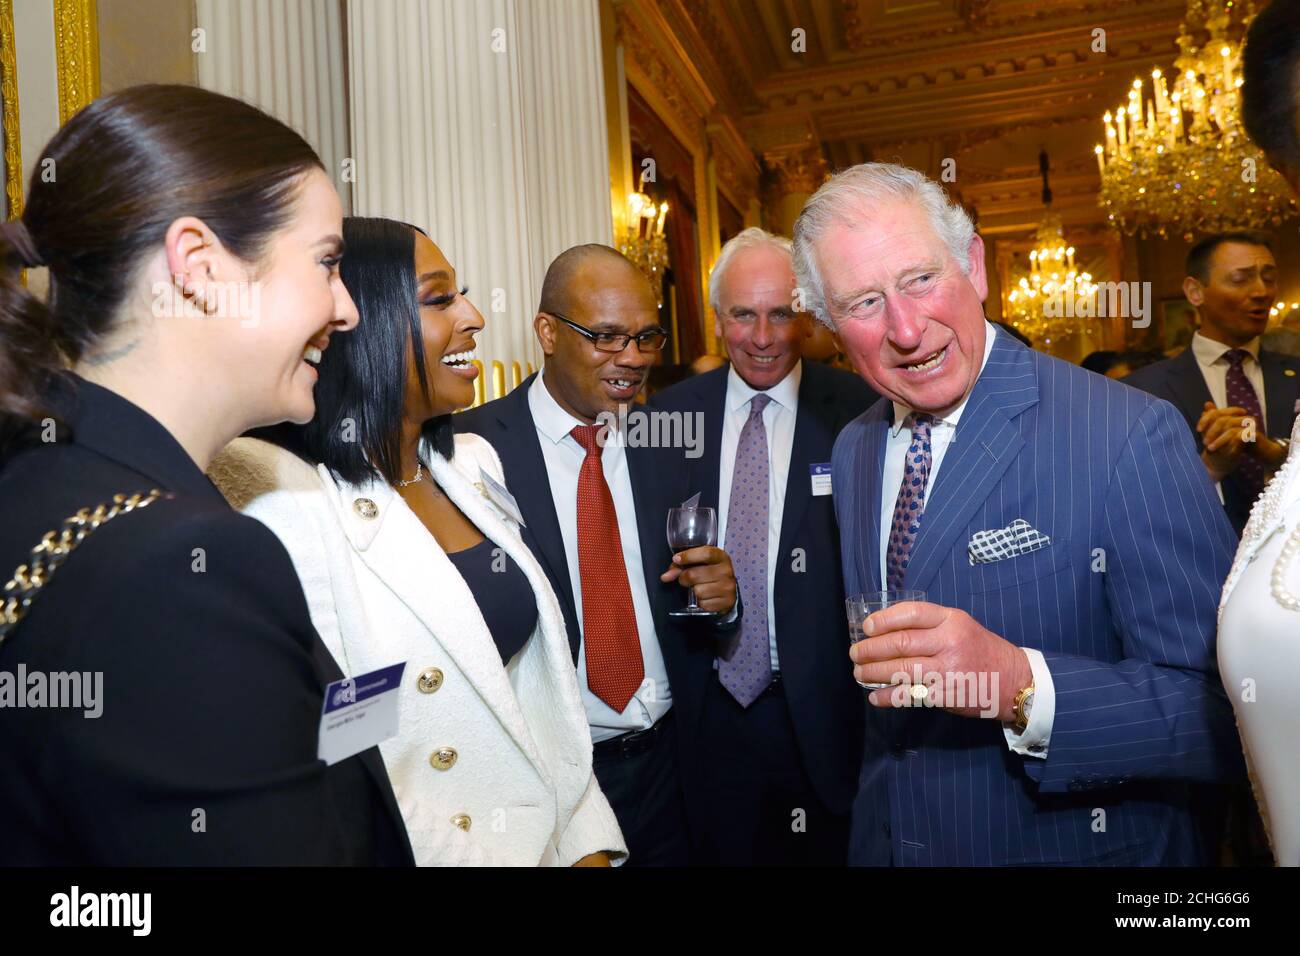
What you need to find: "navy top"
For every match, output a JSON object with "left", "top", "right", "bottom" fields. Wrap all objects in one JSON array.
[{"left": 446, "top": 537, "right": 538, "bottom": 665}]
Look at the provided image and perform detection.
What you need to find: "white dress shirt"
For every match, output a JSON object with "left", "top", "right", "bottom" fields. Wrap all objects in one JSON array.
[
  {"left": 528, "top": 372, "right": 671, "bottom": 742},
  {"left": 716, "top": 361, "right": 802, "bottom": 672},
  {"left": 877, "top": 322, "right": 1055, "bottom": 758}
]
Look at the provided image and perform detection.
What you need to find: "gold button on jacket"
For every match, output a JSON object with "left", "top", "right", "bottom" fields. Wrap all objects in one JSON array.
[
  {"left": 429, "top": 747, "right": 458, "bottom": 771},
  {"left": 450, "top": 814, "right": 471, "bottom": 831},
  {"left": 417, "top": 667, "right": 444, "bottom": 693}
]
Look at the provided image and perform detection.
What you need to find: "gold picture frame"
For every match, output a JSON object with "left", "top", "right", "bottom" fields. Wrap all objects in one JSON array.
[
  {"left": 53, "top": 0, "right": 99, "bottom": 124},
  {"left": 1, "top": 0, "right": 22, "bottom": 219},
  {"left": 0, "top": 0, "right": 100, "bottom": 220}
]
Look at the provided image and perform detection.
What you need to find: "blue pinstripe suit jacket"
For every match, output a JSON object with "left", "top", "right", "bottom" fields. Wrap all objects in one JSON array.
[{"left": 833, "top": 330, "right": 1245, "bottom": 866}]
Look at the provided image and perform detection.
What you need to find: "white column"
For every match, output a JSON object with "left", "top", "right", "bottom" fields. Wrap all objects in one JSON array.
[
  {"left": 346, "top": 0, "right": 612, "bottom": 381},
  {"left": 193, "top": 0, "right": 351, "bottom": 210}
]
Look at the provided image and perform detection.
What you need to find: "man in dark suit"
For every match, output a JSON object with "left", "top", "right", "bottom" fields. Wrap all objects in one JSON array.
[
  {"left": 1124, "top": 232, "right": 1300, "bottom": 534},
  {"left": 455, "top": 245, "right": 738, "bottom": 865},
  {"left": 653, "top": 228, "right": 876, "bottom": 865},
  {"left": 794, "top": 162, "right": 1242, "bottom": 866}
]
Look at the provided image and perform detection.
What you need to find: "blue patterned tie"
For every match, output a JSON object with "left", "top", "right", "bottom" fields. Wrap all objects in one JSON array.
[
  {"left": 886, "top": 413, "right": 936, "bottom": 591},
  {"left": 719, "top": 393, "right": 773, "bottom": 707}
]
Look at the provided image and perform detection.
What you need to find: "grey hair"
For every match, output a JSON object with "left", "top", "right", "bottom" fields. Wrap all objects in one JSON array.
[
  {"left": 791, "top": 162, "right": 976, "bottom": 329},
  {"left": 708, "top": 226, "right": 793, "bottom": 314}
]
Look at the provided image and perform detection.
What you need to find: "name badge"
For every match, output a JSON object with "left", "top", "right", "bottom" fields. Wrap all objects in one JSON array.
[
  {"left": 479, "top": 466, "right": 527, "bottom": 527},
  {"left": 318, "top": 662, "right": 406, "bottom": 766},
  {"left": 810, "top": 462, "right": 833, "bottom": 496}
]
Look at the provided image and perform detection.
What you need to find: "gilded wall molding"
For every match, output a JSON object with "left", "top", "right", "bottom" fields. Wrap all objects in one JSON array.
[
  {"left": 706, "top": 113, "right": 760, "bottom": 214},
  {"left": 0, "top": 0, "right": 21, "bottom": 219},
  {"left": 53, "top": 0, "right": 99, "bottom": 124}
]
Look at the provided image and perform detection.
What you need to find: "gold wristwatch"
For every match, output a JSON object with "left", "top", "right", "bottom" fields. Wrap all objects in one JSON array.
[{"left": 1012, "top": 683, "right": 1036, "bottom": 735}]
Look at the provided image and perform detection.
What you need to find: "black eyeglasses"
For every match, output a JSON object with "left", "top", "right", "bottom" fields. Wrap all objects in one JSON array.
[{"left": 547, "top": 312, "right": 669, "bottom": 354}]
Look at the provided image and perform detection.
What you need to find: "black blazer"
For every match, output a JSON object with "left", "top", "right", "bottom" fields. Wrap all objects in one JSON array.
[
  {"left": 1123, "top": 345, "right": 1300, "bottom": 533},
  {"left": 454, "top": 374, "right": 727, "bottom": 831},
  {"left": 0, "top": 377, "right": 414, "bottom": 865},
  {"left": 650, "top": 360, "right": 878, "bottom": 814}
]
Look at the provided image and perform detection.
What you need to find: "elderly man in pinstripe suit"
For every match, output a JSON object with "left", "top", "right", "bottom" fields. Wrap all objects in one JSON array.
[{"left": 792, "top": 163, "right": 1244, "bottom": 866}]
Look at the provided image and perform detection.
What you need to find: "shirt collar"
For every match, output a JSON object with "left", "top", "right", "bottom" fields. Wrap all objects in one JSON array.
[
  {"left": 1191, "top": 330, "right": 1261, "bottom": 368},
  {"left": 890, "top": 320, "right": 998, "bottom": 436},
  {"left": 726, "top": 359, "right": 802, "bottom": 413},
  {"left": 527, "top": 367, "right": 588, "bottom": 446}
]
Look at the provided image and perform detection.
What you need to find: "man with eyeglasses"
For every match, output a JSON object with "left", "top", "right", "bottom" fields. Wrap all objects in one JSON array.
[
  {"left": 456, "top": 243, "right": 739, "bottom": 865},
  {"left": 652, "top": 227, "right": 878, "bottom": 864}
]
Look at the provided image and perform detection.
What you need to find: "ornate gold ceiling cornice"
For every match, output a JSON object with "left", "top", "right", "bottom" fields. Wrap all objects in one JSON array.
[
  {"left": 614, "top": 0, "right": 717, "bottom": 152},
  {"left": 663, "top": 0, "right": 759, "bottom": 113}
]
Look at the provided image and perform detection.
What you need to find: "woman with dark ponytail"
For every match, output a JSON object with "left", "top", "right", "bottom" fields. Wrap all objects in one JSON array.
[{"left": 0, "top": 84, "right": 413, "bottom": 865}]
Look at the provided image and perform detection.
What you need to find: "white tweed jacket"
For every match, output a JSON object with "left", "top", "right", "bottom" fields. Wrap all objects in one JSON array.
[{"left": 209, "top": 433, "right": 626, "bottom": 867}]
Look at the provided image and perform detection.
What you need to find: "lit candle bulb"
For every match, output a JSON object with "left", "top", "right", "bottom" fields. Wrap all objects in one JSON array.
[
  {"left": 1095, "top": 144, "right": 1105, "bottom": 175},
  {"left": 655, "top": 201, "right": 668, "bottom": 237},
  {"left": 1116, "top": 106, "right": 1128, "bottom": 148},
  {"left": 1221, "top": 45, "right": 1234, "bottom": 91},
  {"left": 1152, "top": 68, "right": 1168, "bottom": 115}
]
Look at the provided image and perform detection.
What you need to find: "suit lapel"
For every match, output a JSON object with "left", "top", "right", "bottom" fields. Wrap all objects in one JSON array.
[
  {"left": 693, "top": 371, "right": 729, "bottom": 511},
  {"left": 855, "top": 402, "right": 891, "bottom": 594},
  {"left": 776, "top": 369, "right": 832, "bottom": 577},
  {"left": 626, "top": 440, "right": 674, "bottom": 621},
  {"left": 1163, "top": 347, "right": 1214, "bottom": 437},
  {"left": 488, "top": 380, "right": 578, "bottom": 645},
  {"left": 1260, "top": 350, "right": 1300, "bottom": 438},
  {"left": 903, "top": 335, "right": 1037, "bottom": 594}
]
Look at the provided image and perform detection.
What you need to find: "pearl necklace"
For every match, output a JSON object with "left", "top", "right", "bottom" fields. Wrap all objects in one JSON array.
[
  {"left": 1221, "top": 416, "right": 1300, "bottom": 618},
  {"left": 1270, "top": 524, "right": 1300, "bottom": 612}
]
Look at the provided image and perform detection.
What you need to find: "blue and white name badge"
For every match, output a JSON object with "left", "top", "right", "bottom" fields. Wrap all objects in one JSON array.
[
  {"left": 318, "top": 662, "right": 406, "bottom": 766},
  {"left": 479, "top": 466, "right": 526, "bottom": 527},
  {"left": 810, "top": 462, "right": 833, "bottom": 497}
]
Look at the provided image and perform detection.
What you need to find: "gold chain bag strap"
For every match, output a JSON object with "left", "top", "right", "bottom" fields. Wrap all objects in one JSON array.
[{"left": 0, "top": 490, "right": 172, "bottom": 644}]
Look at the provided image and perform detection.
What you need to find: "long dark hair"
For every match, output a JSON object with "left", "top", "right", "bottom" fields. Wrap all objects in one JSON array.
[
  {"left": 0, "top": 83, "right": 324, "bottom": 453},
  {"left": 258, "top": 217, "right": 454, "bottom": 486}
]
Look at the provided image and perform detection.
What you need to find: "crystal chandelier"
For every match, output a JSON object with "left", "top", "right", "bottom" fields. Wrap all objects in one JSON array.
[
  {"left": 1096, "top": 0, "right": 1296, "bottom": 240},
  {"left": 1005, "top": 213, "right": 1102, "bottom": 346},
  {"left": 617, "top": 191, "right": 669, "bottom": 306},
  {"left": 1005, "top": 151, "right": 1102, "bottom": 347}
]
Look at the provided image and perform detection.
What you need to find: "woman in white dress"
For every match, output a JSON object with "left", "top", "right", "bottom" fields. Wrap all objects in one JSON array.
[
  {"left": 1218, "top": 415, "right": 1300, "bottom": 866},
  {"left": 210, "top": 217, "right": 626, "bottom": 866}
]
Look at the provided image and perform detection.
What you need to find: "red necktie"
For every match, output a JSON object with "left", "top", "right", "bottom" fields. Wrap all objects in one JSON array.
[{"left": 571, "top": 424, "right": 644, "bottom": 712}]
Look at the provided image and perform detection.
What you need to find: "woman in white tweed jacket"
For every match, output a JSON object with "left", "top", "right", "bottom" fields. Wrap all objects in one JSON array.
[{"left": 210, "top": 218, "right": 625, "bottom": 866}]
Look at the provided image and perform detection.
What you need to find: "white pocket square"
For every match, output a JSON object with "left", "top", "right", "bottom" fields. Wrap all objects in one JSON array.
[{"left": 968, "top": 519, "right": 1051, "bottom": 565}]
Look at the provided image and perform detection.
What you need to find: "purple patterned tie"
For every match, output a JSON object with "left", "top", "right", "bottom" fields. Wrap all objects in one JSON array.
[
  {"left": 719, "top": 393, "right": 773, "bottom": 707},
  {"left": 1224, "top": 349, "right": 1267, "bottom": 500},
  {"left": 886, "top": 413, "right": 936, "bottom": 591}
]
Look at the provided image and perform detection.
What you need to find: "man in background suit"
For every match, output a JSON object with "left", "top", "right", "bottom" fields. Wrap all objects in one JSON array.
[
  {"left": 653, "top": 228, "right": 876, "bottom": 864},
  {"left": 455, "top": 245, "right": 738, "bottom": 865},
  {"left": 1124, "top": 232, "right": 1300, "bottom": 534},
  {"left": 794, "top": 162, "right": 1243, "bottom": 865}
]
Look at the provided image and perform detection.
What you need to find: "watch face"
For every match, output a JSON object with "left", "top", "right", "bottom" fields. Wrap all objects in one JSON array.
[{"left": 1022, "top": 691, "right": 1035, "bottom": 715}]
